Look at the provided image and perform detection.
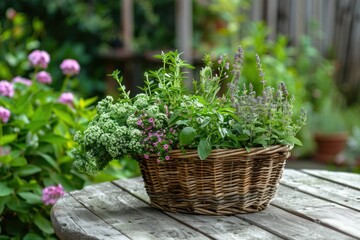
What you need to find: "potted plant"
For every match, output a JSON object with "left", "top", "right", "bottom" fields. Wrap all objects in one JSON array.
[
  {"left": 72, "top": 47, "right": 306, "bottom": 215},
  {"left": 312, "top": 98, "right": 348, "bottom": 164}
]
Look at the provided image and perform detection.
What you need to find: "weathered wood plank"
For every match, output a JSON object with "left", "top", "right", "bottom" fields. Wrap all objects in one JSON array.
[
  {"left": 113, "top": 178, "right": 281, "bottom": 240},
  {"left": 51, "top": 194, "right": 127, "bottom": 240},
  {"left": 238, "top": 205, "right": 353, "bottom": 240},
  {"left": 273, "top": 185, "right": 360, "bottom": 239},
  {"left": 281, "top": 169, "right": 360, "bottom": 211},
  {"left": 70, "top": 182, "right": 208, "bottom": 240},
  {"left": 301, "top": 169, "right": 360, "bottom": 191},
  {"left": 115, "top": 177, "right": 352, "bottom": 240}
]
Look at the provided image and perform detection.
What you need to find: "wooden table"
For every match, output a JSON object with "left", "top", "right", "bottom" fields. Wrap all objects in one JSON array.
[{"left": 51, "top": 169, "right": 360, "bottom": 240}]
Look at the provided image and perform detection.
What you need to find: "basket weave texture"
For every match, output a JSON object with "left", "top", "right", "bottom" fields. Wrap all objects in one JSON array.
[{"left": 138, "top": 145, "right": 291, "bottom": 215}]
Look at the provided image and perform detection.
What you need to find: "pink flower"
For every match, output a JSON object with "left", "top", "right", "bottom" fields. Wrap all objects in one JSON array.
[
  {"left": 58, "top": 92, "right": 74, "bottom": 107},
  {"left": 163, "top": 144, "right": 169, "bottom": 150},
  {"left": 165, "top": 155, "right": 170, "bottom": 161},
  {"left": 42, "top": 184, "right": 65, "bottom": 206},
  {"left": 12, "top": 76, "right": 32, "bottom": 86},
  {"left": 0, "top": 106, "right": 11, "bottom": 123},
  {"left": 60, "top": 59, "right": 80, "bottom": 76},
  {"left": 144, "top": 154, "right": 149, "bottom": 159},
  {"left": 148, "top": 118, "right": 154, "bottom": 123},
  {"left": 36, "top": 71, "right": 52, "bottom": 84},
  {"left": 6, "top": 8, "right": 17, "bottom": 20},
  {"left": 28, "top": 50, "right": 50, "bottom": 69},
  {"left": 0, "top": 80, "right": 14, "bottom": 97}
]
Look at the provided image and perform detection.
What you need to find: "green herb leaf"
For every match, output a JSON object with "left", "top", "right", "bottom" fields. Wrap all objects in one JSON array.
[
  {"left": 39, "top": 134, "right": 68, "bottom": 144},
  {"left": 198, "top": 138, "right": 212, "bottom": 160},
  {"left": 0, "top": 134, "right": 17, "bottom": 145},
  {"left": 0, "top": 183, "right": 13, "bottom": 197},
  {"left": 0, "top": 196, "right": 9, "bottom": 215},
  {"left": 17, "top": 165, "right": 42, "bottom": 177},
  {"left": 285, "top": 135, "right": 303, "bottom": 146},
  {"left": 180, "top": 127, "right": 196, "bottom": 145},
  {"left": 10, "top": 157, "right": 27, "bottom": 167},
  {"left": 34, "top": 213, "right": 54, "bottom": 234},
  {"left": 17, "top": 192, "right": 42, "bottom": 204},
  {"left": 23, "top": 233, "right": 43, "bottom": 240}
]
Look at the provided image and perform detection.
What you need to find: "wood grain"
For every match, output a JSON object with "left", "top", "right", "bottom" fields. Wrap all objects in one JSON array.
[
  {"left": 51, "top": 170, "right": 360, "bottom": 240},
  {"left": 282, "top": 169, "right": 360, "bottom": 211},
  {"left": 70, "top": 182, "right": 209, "bottom": 240},
  {"left": 302, "top": 170, "right": 360, "bottom": 191},
  {"left": 51, "top": 194, "right": 127, "bottom": 240},
  {"left": 238, "top": 205, "right": 352, "bottom": 240},
  {"left": 273, "top": 185, "right": 360, "bottom": 239},
  {"left": 113, "top": 177, "right": 281, "bottom": 240}
]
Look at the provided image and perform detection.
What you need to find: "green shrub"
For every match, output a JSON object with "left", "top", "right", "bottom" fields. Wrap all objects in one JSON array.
[{"left": 0, "top": 55, "right": 97, "bottom": 238}]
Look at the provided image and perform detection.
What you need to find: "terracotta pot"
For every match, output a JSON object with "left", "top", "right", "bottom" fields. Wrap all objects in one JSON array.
[{"left": 314, "top": 132, "right": 348, "bottom": 164}]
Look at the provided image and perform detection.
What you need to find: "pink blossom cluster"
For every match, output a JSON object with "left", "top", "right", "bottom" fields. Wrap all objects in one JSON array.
[
  {"left": 28, "top": 50, "right": 50, "bottom": 69},
  {"left": 0, "top": 106, "right": 11, "bottom": 123},
  {"left": 60, "top": 59, "right": 80, "bottom": 76},
  {"left": 41, "top": 184, "right": 65, "bottom": 206},
  {"left": 58, "top": 92, "right": 74, "bottom": 107},
  {"left": 12, "top": 76, "right": 32, "bottom": 86},
  {"left": 137, "top": 114, "right": 177, "bottom": 162},
  {"left": 36, "top": 71, "right": 52, "bottom": 84},
  {"left": 0, "top": 80, "right": 14, "bottom": 98}
]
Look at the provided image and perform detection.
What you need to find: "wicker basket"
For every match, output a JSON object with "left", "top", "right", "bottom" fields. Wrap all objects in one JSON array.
[{"left": 138, "top": 145, "right": 291, "bottom": 215}]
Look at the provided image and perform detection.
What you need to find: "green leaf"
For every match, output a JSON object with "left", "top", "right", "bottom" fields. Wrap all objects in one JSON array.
[
  {"left": 285, "top": 135, "right": 303, "bottom": 146},
  {"left": 34, "top": 213, "right": 54, "bottom": 234},
  {"left": 0, "top": 134, "right": 17, "bottom": 145},
  {"left": 0, "top": 183, "right": 13, "bottom": 197},
  {"left": 82, "top": 96, "right": 98, "bottom": 107},
  {"left": 23, "top": 233, "right": 43, "bottom": 240},
  {"left": 10, "top": 157, "right": 27, "bottom": 167},
  {"left": 18, "top": 192, "right": 42, "bottom": 204},
  {"left": 237, "top": 134, "right": 249, "bottom": 141},
  {"left": 39, "top": 134, "right": 68, "bottom": 144},
  {"left": 36, "top": 153, "right": 60, "bottom": 172},
  {"left": 53, "top": 108, "right": 76, "bottom": 126},
  {"left": 197, "top": 138, "right": 212, "bottom": 160},
  {"left": 6, "top": 196, "right": 31, "bottom": 213},
  {"left": 0, "top": 155, "right": 11, "bottom": 165},
  {"left": 25, "top": 120, "right": 48, "bottom": 131},
  {"left": 17, "top": 165, "right": 42, "bottom": 177},
  {"left": 179, "top": 127, "right": 196, "bottom": 145},
  {"left": 32, "top": 103, "right": 53, "bottom": 121},
  {"left": 0, "top": 197, "right": 9, "bottom": 215}
]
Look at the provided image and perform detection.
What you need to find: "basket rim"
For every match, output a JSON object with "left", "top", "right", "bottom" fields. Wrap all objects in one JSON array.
[{"left": 145, "top": 144, "right": 292, "bottom": 159}]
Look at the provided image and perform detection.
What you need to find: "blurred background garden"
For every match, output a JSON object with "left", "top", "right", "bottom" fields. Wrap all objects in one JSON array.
[{"left": 0, "top": 0, "right": 360, "bottom": 239}]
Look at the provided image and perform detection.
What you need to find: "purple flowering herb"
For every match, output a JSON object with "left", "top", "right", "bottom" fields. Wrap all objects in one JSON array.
[
  {"left": 36, "top": 71, "right": 52, "bottom": 84},
  {"left": 218, "top": 55, "right": 223, "bottom": 64},
  {"left": 0, "top": 80, "right": 14, "bottom": 98},
  {"left": 12, "top": 76, "right": 32, "bottom": 86},
  {"left": 58, "top": 92, "right": 74, "bottom": 107},
  {"left": 28, "top": 50, "right": 50, "bottom": 69},
  {"left": 41, "top": 184, "right": 65, "bottom": 206},
  {"left": 0, "top": 106, "right": 11, "bottom": 123},
  {"left": 60, "top": 59, "right": 80, "bottom": 76},
  {"left": 225, "top": 62, "right": 230, "bottom": 70}
]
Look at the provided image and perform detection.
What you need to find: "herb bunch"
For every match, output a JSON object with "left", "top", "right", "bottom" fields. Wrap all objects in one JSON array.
[{"left": 73, "top": 47, "right": 306, "bottom": 175}]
